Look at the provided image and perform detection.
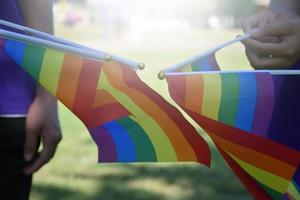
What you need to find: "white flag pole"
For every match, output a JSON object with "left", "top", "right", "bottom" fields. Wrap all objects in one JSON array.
[
  {"left": 0, "top": 28, "right": 140, "bottom": 70},
  {"left": 158, "top": 29, "right": 259, "bottom": 79},
  {"left": 164, "top": 70, "right": 300, "bottom": 76},
  {"left": 0, "top": 19, "right": 144, "bottom": 70}
]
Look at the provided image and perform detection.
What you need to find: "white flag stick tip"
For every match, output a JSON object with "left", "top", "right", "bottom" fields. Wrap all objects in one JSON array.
[
  {"left": 137, "top": 63, "right": 146, "bottom": 70},
  {"left": 158, "top": 70, "right": 166, "bottom": 80},
  {"left": 104, "top": 54, "right": 112, "bottom": 62}
]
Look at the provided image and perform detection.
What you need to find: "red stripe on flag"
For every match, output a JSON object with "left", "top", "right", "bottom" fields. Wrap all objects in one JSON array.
[
  {"left": 166, "top": 75, "right": 186, "bottom": 107},
  {"left": 122, "top": 65, "right": 211, "bottom": 166},
  {"left": 89, "top": 103, "right": 131, "bottom": 128},
  {"left": 216, "top": 144, "right": 273, "bottom": 200},
  {"left": 72, "top": 59, "right": 102, "bottom": 125},
  {"left": 188, "top": 110, "right": 300, "bottom": 166}
]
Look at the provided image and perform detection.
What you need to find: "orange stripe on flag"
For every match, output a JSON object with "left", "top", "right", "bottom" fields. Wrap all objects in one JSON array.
[
  {"left": 185, "top": 75, "right": 204, "bottom": 113},
  {"left": 103, "top": 62, "right": 198, "bottom": 161},
  {"left": 209, "top": 132, "right": 296, "bottom": 180},
  {"left": 93, "top": 90, "right": 118, "bottom": 108},
  {"left": 57, "top": 53, "right": 83, "bottom": 110}
]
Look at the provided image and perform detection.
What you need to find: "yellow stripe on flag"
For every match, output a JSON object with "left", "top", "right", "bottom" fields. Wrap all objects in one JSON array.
[
  {"left": 98, "top": 70, "right": 177, "bottom": 162},
  {"left": 286, "top": 181, "right": 300, "bottom": 200},
  {"left": 201, "top": 74, "right": 222, "bottom": 120},
  {"left": 210, "top": 133, "right": 295, "bottom": 179},
  {"left": 39, "top": 49, "right": 65, "bottom": 96},
  {"left": 227, "top": 151, "right": 290, "bottom": 193}
]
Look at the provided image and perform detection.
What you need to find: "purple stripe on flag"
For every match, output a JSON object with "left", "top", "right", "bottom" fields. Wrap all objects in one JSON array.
[
  {"left": 267, "top": 74, "right": 300, "bottom": 151},
  {"left": 0, "top": 38, "right": 4, "bottom": 49},
  {"left": 251, "top": 73, "right": 274, "bottom": 137},
  {"left": 88, "top": 126, "right": 117, "bottom": 162},
  {"left": 208, "top": 53, "right": 220, "bottom": 70},
  {"left": 281, "top": 194, "right": 291, "bottom": 200}
]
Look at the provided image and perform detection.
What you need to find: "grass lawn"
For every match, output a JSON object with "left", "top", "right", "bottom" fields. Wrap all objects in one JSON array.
[{"left": 30, "top": 26, "right": 253, "bottom": 200}]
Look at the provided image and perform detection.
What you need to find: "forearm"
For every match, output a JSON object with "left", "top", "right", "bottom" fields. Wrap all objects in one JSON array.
[
  {"left": 35, "top": 86, "right": 59, "bottom": 120},
  {"left": 18, "top": 0, "right": 57, "bottom": 115},
  {"left": 269, "top": 0, "right": 299, "bottom": 15},
  {"left": 18, "top": 0, "right": 53, "bottom": 33}
]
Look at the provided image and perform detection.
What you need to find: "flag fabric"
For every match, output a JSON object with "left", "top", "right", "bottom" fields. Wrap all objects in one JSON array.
[
  {"left": 166, "top": 54, "right": 300, "bottom": 200},
  {"left": 0, "top": 36, "right": 211, "bottom": 165}
]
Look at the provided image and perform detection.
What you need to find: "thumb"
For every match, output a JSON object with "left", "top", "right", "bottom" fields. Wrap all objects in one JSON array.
[{"left": 24, "top": 119, "right": 40, "bottom": 162}]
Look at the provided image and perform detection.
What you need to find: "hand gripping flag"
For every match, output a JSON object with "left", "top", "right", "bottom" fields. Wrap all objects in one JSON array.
[
  {"left": 0, "top": 27, "right": 210, "bottom": 165},
  {"left": 162, "top": 40, "right": 300, "bottom": 199}
]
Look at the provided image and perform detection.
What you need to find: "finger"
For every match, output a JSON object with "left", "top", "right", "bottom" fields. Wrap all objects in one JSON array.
[
  {"left": 245, "top": 49, "right": 260, "bottom": 69},
  {"left": 258, "top": 18, "right": 269, "bottom": 31},
  {"left": 255, "top": 36, "right": 281, "bottom": 44},
  {"left": 23, "top": 148, "right": 51, "bottom": 175},
  {"left": 23, "top": 131, "right": 58, "bottom": 174},
  {"left": 253, "top": 58, "right": 293, "bottom": 69},
  {"left": 24, "top": 119, "right": 41, "bottom": 162},
  {"left": 242, "top": 38, "right": 287, "bottom": 57},
  {"left": 258, "top": 21, "right": 294, "bottom": 37},
  {"left": 246, "top": 49, "right": 292, "bottom": 69}
]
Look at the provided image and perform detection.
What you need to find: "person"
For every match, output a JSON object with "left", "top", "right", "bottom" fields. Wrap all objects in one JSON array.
[
  {"left": 242, "top": 0, "right": 300, "bottom": 69},
  {"left": 242, "top": 0, "right": 300, "bottom": 152},
  {"left": 0, "top": 1, "right": 62, "bottom": 199}
]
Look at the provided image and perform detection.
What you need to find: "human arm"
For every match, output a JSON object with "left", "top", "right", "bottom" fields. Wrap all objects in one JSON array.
[
  {"left": 17, "top": 0, "right": 62, "bottom": 175},
  {"left": 242, "top": 0, "right": 300, "bottom": 69}
]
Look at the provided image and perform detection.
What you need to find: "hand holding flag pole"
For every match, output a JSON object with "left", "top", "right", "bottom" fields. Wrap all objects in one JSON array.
[
  {"left": 0, "top": 19, "right": 145, "bottom": 70},
  {"left": 158, "top": 29, "right": 259, "bottom": 80}
]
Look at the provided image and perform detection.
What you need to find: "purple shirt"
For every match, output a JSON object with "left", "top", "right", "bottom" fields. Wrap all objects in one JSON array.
[{"left": 0, "top": 0, "right": 36, "bottom": 115}]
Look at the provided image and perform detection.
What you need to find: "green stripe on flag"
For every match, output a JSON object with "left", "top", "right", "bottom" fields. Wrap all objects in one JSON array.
[
  {"left": 116, "top": 116, "right": 157, "bottom": 161},
  {"left": 22, "top": 45, "right": 46, "bottom": 79},
  {"left": 257, "top": 180, "right": 284, "bottom": 200},
  {"left": 219, "top": 73, "right": 240, "bottom": 126}
]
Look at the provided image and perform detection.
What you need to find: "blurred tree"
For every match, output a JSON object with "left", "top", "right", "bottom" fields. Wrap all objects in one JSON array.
[{"left": 217, "top": 0, "right": 257, "bottom": 25}]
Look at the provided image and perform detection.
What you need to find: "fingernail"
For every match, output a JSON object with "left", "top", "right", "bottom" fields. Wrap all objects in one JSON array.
[{"left": 24, "top": 154, "right": 33, "bottom": 161}]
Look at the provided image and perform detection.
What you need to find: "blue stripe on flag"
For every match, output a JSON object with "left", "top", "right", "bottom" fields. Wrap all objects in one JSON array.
[
  {"left": 4, "top": 40, "right": 25, "bottom": 65},
  {"left": 235, "top": 73, "right": 257, "bottom": 132},
  {"left": 104, "top": 120, "right": 137, "bottom": 162},
  {"left": 192, "top": 56, "right": 213, "bottom": 71}
]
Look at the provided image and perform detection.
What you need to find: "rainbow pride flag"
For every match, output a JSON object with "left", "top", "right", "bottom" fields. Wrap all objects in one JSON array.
[
  {"left": 166, "top": 54, "right": 300, "bottom": 199},
  {"left": 0, "top": 35, "right": 211, "bottom": 165},
  {"left": 176, "top": 53, "right": 219, "bottom": 72}
]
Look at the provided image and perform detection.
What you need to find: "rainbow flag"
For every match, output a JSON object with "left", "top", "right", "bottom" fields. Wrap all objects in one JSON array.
[
  {"left": 0, "top": 36, "right": 211, "bottom": 165},
  {"left": 166, "top": 54, "right": 300, "bottom": 199}
]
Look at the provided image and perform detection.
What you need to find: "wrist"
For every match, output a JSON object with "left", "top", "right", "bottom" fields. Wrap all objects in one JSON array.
[{"left": 34, "top": 85, "right": 58, "bottom": 117}]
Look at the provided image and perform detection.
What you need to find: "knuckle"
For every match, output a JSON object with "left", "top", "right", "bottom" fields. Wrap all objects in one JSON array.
[
  {"left": 250, "top": 57, "right": 260, "bottom": 67},
  {"left": 51, "top": 134, "right": 62, "bottom": 143},
  {"left": 41, "top": 153, "right": 52, "bottom": 163},
  {"left": 44, "top": 156, "right": 51, "bottom": 163},
  {"left": 55, "top": 134, "right": 62, "bottom": 142}
]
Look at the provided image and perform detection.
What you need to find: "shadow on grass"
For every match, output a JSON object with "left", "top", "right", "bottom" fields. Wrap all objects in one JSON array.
[{"left": 32, "top": 147, "right": 252, "bottom": 200}]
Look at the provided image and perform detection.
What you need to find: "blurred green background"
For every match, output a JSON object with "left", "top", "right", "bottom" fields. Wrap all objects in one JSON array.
[{"left": 30, "top": 0, "right": 268, "bottom": 199}]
